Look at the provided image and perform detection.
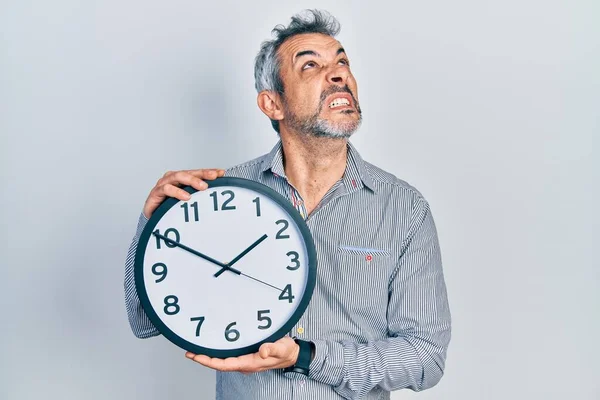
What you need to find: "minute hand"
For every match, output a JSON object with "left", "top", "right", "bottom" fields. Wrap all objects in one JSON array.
[
  {"left": 152, "top": 230, "right": 241, "bottom": 275},
  {"left": 214, "top": 234, "right": 269, "bottom": 278}
]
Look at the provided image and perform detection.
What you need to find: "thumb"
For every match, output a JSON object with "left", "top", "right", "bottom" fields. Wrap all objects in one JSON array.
[{"left": 258, "top": 343, "right": 272, "bottom": 359}]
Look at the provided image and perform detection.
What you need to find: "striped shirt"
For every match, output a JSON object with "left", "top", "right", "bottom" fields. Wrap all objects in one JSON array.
[{"left": 124, "top": 140, "right": 452, "bottom": 399}]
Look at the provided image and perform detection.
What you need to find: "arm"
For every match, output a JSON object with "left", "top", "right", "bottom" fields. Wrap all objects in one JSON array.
[
  {"left": 123, "top": 211, "right": 161, "bottom": 338},
  {"left": 308, "top": 198, "right": 452, "bottom": 399}
]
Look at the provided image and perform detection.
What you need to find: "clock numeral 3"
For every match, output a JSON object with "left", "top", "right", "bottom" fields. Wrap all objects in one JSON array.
[
  {"left": 225, "top": 322, "right": 240, "bottom": 342},
  {"left": 278, "top": 284, "right": 295, "bottom": 303},
  {"left": 210, "top": 190, "right": 236, "bottom": 211},
  {"left": 155, "top": 228, "right": 180, "bottom": 249},
  {"left": 190, "top": 316, "right": 205, "bottom": 337},
  {"left": 151, "top": 262, "right": 168, "bottom": 282},
  {"left": 286, "top": 251, "right": 300, "bottom": 270},
  {"left": 257, "top": 310, "right": 272, "bottom": 330},
  {"left": 181, "top": 201, "right": 199, "bottom": 222},
  {"left": 275, "top": 219, "right": 290, "bottom": 239},
  {"left": 163, "top": 295, "right": 180, "bottom": 315}
]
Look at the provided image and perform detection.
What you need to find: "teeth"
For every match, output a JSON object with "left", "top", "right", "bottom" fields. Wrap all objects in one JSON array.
[{"left": 329, "top": 97, "right": 350, "bottom": 108}]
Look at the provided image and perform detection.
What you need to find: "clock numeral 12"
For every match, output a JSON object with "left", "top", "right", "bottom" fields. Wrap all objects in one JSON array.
[
  {"left": 155, "top": 228, "right": 180, "bottom": 249},
  {"left": 224, "top": 322, "right": 240, "bottom": 342},
  {"left": 257, "top": 310, "right": 272, "bottom": 330},
  {"left": 163, "top": 295, "right": 180, "bottom": 315},
  {"left": 190, "top": 316, "right": 205, "bottom": 337},
  {"left": 181, "top": 201, "right": 199, "bottom": 222},
  {"left": 210, "top": 190, "right": 236, "bottom": 211},
  {"left": 278, "top": 284, "right": 295, "bottom": 303}
]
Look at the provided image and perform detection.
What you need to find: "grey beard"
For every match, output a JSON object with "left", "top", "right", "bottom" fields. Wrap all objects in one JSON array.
[{"left": 285, "top": 108, "right": 362, "bottom": 139}]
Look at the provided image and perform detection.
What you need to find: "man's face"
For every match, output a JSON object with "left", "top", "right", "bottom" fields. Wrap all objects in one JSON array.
[{"left": 276, "top": 33, "right": 362, "bottom": 138}]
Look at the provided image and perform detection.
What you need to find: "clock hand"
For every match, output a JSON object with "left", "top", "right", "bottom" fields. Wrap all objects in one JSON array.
[
  {"left": 236, "top": 273, "right": 283, "bottom": 292},
  {"left": 152, "top": 230, "right": 241, "bottom": 276},
  {"left": 214, "top": 234, "right": 269, "bottom": 278},
  {"left": 152, "top": 230, "right": 283, "bottom": 291}
]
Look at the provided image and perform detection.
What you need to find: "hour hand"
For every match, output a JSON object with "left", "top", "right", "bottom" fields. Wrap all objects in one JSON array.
[
  {"left": 214, "top": 234, "right": 268, "bottom": 278},
  {"left": 152, "top": 230, "right": 241, "bottom": 276}
]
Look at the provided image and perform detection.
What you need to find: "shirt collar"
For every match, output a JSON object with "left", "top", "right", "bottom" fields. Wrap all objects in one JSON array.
[{"left": 261, "top": 140, "right": 376, "bottom": 193}]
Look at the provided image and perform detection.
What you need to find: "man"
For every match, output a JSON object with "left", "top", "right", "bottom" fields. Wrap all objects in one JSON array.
[{"left": 124, "top": 9, "right": 451, "bottom": 400}]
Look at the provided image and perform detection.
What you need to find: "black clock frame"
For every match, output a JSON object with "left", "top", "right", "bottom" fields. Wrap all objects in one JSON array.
[{"left": 134, "top": 177, "right": 318, "bottom": 358}]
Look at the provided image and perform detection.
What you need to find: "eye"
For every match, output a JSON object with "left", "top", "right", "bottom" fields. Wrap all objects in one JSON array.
[
  {"left": 338, "top": 58, "right": 350, "bottom": 66},
  {"left": 302, "top": 61, "right": 318, "bottom": 70}
]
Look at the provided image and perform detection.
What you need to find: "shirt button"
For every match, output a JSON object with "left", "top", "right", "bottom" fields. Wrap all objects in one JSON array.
[{"left": 297, "top": 326, "right": 304, "bottom": 334}]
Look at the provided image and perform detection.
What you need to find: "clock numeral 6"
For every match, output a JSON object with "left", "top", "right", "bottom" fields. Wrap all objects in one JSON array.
[
  {"left": 181, "top": 201, "right": 199, "bottom": 222},
  {"left": 190, "top": 316, "right": 205, "bottom": 337},
  {"left": 257, "top": 310, "right": 272, "bottom": 330},
  {"left": 275, "top": 219, "right": 290, "bottom": 239},
  {"left": 210, "top": 190, "right": 236, "bottom": 211},
  {"left": 278, "top": 284, "right": 295, "bottom": 303},
  {"left": 155, "top": 228, "right": 180, "bottom": 249},
  {"left": 152, "top": 262, "right": 168, "bottom": 282},
  {"left": 163, "top": 295, "right": 180, "bottom": 315},
  {"left": 286, "top": 251, "right": 300, "bottom": 270},
  {"left": 225, "top": 322, "right": 240, "bottom": 342}
]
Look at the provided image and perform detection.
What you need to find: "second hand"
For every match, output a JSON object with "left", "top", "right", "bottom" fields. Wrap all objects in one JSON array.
[{"left": 153, "top": 231, "right": 284, "bottom": 292}]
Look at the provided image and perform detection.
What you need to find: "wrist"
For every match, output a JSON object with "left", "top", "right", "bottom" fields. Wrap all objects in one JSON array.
[{"left": 283, "top": 337, "right": 312, "bottom": 376}]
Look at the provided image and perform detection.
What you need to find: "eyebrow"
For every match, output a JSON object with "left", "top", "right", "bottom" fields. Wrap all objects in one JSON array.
[{"left": 294, "top": 47, "right": 346, "bottom": 61}]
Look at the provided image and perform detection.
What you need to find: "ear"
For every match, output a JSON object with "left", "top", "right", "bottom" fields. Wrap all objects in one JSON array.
[{"left": 257, "top": 90, "right": 284, "bottom": 122}]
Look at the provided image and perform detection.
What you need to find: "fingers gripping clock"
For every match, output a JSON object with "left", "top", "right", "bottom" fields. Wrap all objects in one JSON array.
[{"left": 134, "top": 177, "right": 317, "bottom": 358}]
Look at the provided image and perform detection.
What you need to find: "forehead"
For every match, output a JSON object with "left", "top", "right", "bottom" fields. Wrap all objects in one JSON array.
[{"left": 277, "top": 33, "right": 344, "bottom": 64}]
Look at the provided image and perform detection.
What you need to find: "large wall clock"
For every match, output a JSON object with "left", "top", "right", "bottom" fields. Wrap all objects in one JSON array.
[{"left": 134, "top": 177, "right": 317, "bottom": 358}]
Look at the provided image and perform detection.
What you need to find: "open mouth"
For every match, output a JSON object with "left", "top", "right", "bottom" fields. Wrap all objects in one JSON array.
[{"left": 329, "top": 97, "right": 351, "bottom": 109}]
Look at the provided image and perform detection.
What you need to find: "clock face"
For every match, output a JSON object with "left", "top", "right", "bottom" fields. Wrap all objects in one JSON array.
[{"left": 134, "top": 177, "right": 317, "bottom": 358}]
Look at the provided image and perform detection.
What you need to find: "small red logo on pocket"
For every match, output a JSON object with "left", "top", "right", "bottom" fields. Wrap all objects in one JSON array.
[{"left": 366, "top": 254, "right": 373, "bottom": 262}]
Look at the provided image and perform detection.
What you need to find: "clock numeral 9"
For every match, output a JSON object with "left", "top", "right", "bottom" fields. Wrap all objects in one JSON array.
[
  {"left": 286, "top": 251, "right": 300, "bottom": 270},
  {"left": 210, "top": 190, "right": 236, "bottom": 211},
  {"left": 152, "top": 262, "right": 168, "bottom": 282},
  {"left": 278, "top": 284, "right": 295, "bottom": 303},
  {"left": 163, "top": 295, "right": 180, "bottom": 315},
  {"left": 224, "top": 322, "right": 240, "bottom": 342},
  {"left": 190, "top": 316, "right": 205, "bottom": 337},
  {"left": 257, "top": 310, "right": 272, "bottom": 330},
  {"left": 181, "top": 201, "right": 199, "bottom": 222},
  {"left": 155, "top": 228, "right": 180, "bottom": 249},
  {"left": 275, "top": 219, "right": 290, "bottom": 239}
]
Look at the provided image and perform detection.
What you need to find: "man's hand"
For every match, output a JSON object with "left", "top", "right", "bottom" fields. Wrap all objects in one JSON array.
[
  {"left": 185, "top": 336, "right": 300, "bottom": 374},
  {"left": 143, "top": 169, "right": 226, "bottom": 219}
]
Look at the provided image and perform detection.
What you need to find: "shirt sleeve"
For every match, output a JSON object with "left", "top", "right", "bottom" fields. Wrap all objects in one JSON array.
[
  {"left": 123, "top": 211, "right": 161, "bottom": 339},
  {"left": 308, "top": 198, "right": 452, "bottom": 399}
]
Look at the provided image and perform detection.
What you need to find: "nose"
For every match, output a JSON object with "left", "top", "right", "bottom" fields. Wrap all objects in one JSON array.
[{"left": 325, "top": 64, "right": 350, "bottom": 85}]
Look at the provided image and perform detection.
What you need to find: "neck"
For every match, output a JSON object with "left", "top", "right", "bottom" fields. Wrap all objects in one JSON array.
[{"left": 278, "top": 131, "right": 348, "bottom": 213}]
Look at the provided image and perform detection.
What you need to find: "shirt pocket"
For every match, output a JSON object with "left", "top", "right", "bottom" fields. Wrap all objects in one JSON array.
[{"left": 333, "top": 245, "right": 394, "bottom": 314}]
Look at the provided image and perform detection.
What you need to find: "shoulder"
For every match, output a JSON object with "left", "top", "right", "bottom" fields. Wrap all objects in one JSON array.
[
  {"left": 366, "top": 162, "right": 425, "bottom": 198},
  {"left": 224, "top": 153, "right": 268, "bottom": 179},
  {"left": 363, "top": 160, "right": 431, "bottom": 213}
]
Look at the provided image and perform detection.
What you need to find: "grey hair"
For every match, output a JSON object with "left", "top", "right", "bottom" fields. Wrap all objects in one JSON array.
[{"left": 253, "top": 9, "right": 341, "bottom": 133}]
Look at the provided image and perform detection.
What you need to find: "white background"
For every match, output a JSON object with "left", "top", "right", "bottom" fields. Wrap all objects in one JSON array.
[{"left": 1, "top": 1, "right": 597, "bottom": 399}]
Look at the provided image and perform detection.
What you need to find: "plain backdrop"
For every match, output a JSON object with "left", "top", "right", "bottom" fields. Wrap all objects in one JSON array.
[{"left": 1, "top": 1, "right": 598, "bottom": 399}]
